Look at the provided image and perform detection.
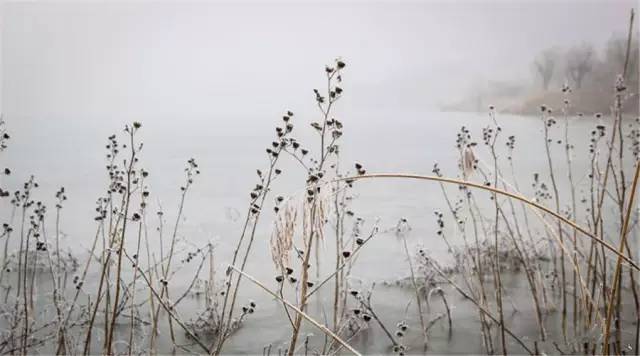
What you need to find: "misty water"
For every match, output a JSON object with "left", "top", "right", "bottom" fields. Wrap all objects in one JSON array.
[
  {"left": 2, "top": 110, "right": 636, "bottom": 354},
  {"left": 1, "top": 1, "right": 639, "bottom": 354}
]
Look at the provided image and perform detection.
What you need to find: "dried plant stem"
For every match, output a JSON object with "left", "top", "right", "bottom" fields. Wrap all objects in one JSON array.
[
  {"left": 331, "top": 159, "right": 344, "bottom": 330},
  {"left": 228, "top": 265, "right": 361, "bottom": 356},
  {"left": 83, "top": 220, "right": 118, "bottom": 355},
  {"left": 438, "top": 291, "right": 452, "bottom": 336},
  {"left": 356, "top": 290, "right": 398, "bottom": 347},
  {"left": 150, "top": 206, "right": 165, "bottom": 350},
  {"left": 220, "top": 158, "right": 280, "bottom": 351},
  {"left": 603, "top": 161, "right": 640, "bottom": 354},
  {"left": 484, "top": 163, "right": 596, "bottom": 325},
  {"left": 141, "top": 213, "right": 157, "bottom": 353},
  {"left": 488, "top": 117, "right": 507, "bottom": 354},
  {"left": 428, "top": 260, "right": 534, "bottom": 354},
  {"left": 17, "top": 200, "right": 29, "bottom": 354},
  {"left": 596, "top": 11, "right": 637, "bottom": 353},
  {"left": 287, "top": 68, "right": 341, "bottom": 356},
  {"left": 485, "top": 158, "right": 548, "bottom": 340},
  {"left": 0, "top": 205, "right": 16, "bottom": 286},
  {"left": 59, "top": 222, "right": 103, "bottom": 353},
  {"left": 39, "top": 221, "right": 67, "bottom": 355},
  {"left": 288, "top": 197, "right": 320, "bottom": 355},
  {"left": 458, "top": 149, "right": 495, "bottom": 353},
  {"left": 400, "top": 233, "right": 428, "bottom": 346},
  {"left": 172, "top": 246, "right": 209, "bottom": 308},
  {"left": 86, "top": 155, "right": 127, "bottom": 355},
  {"left": 155, "top": 180, "right": 192, "bottom": 346},
  {"left": 497, "top": 207, "right": 546, "bottom": 340},
  {"left": 305, "top": 226, "right": 377, "bottom": 299},
  {"left": 335, "top": 173, "right": 639, "bottom": 270},
  {"left": 465, "top": 196, "right": 494, "bottom": 353},
  {"left": 541, "top": 110, "right": 568, "bottom": 342},
  {"left": 127, "top": 212, "right": 146, "bottom": 354},
  {"left": 105, "top": 129, "right": 136, "bottom": 355},
  {"left": 563, "top": 105, "right": 581, "bottom": 338},
  {"left": 123, "top": 252, "right": 211, "bottom": 354}
]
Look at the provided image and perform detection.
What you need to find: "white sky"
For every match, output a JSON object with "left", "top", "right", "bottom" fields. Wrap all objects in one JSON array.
[{"left": 1, "top": 0, "right": 636, "bottom": 124}]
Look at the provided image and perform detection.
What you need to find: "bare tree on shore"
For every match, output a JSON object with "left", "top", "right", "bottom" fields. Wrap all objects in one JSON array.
[
  {"left": 566, "top": 43, "right": 595, "bottom": 89},
  {"left": 533, "top": 48, "right": 559, "bottom": 90}
]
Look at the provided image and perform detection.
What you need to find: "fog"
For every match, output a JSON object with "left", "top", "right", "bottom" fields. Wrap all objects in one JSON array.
[
  {"left": 1, "top": 2, "right": 640, "bottom": 355},
  {"left": 1, "top": 1, "right": 635, "bottom": 124}
]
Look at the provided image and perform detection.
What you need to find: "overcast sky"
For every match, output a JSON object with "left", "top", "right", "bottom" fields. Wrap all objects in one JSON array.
[{"left": 1, "top": 1, "right": 636, "bottom": 126}]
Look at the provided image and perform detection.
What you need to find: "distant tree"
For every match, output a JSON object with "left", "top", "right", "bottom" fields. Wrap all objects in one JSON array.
[
  {"left": 605, "top": 33, "right": 639, "bottom": 79},
  {"left": 533, "top": 48, "right": 559, "bottom": 91},
  {"left": 566, "top": 44, "right": 595, "bottom": 89}
]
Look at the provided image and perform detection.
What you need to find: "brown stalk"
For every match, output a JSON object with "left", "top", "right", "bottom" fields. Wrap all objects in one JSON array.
[
  {"left": 602, "top": 160, "right": 640, "bottom": 354},
  {"left": 334, "top": 173, "right": 639, "bottom": 270}
]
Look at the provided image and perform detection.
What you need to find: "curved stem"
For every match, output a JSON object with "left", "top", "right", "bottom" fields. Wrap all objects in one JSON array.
[{"left": 334, "top": 173, "right": 639, "bottom": 271}]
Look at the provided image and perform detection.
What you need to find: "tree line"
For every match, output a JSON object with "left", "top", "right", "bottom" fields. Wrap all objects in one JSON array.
[{"left": 533, "top": 33, "right": 638, "bottom": 91}]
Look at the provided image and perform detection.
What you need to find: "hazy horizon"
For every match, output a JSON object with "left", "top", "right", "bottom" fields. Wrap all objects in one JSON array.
[
  {"left": 1, "top": 1, "right": 636, "bottom": 127},
  {"left": 1, "top": 2, "right": 639, "bottom": 355}
]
